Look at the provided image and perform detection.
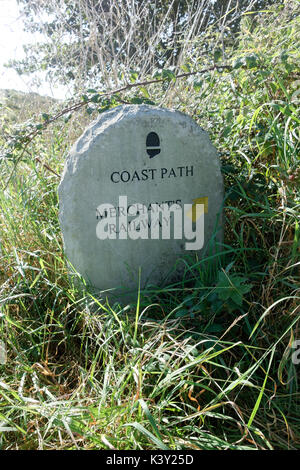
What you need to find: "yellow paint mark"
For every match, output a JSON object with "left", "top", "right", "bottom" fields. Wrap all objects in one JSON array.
[{"left": 186, "top": 197, "right": 208, "bottom": 222}]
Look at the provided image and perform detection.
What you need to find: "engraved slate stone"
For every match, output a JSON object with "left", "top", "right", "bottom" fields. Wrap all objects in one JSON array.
[{"left": 58, "top": 105, "right": 223, "bottom": 297}]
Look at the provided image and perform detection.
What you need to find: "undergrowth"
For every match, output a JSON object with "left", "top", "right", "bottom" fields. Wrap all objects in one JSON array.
[{"left": 0, "top": 2, "right": 299, "bottom": 450}]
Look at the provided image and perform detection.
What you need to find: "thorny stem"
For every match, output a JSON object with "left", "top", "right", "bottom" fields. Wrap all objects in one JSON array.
[{"left": 2, "top": 64, "right": 232, "bottom": 188}]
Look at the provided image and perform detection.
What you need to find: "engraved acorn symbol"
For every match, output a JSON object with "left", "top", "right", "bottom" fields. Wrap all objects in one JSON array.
[{"left": 146, "top": 132, "right": 160, "bottom": 158}]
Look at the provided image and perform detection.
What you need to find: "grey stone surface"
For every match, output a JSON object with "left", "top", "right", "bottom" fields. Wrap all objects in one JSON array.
[{"left": 58, "top": 105, "right": 223, "bottom": 298}]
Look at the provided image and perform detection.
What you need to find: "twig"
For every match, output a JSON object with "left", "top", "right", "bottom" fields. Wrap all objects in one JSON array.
[
  {"left": 3, "top": 64, "right": 233, "bottom": 189},
  {"left": 35, "top": 157, "right": 60, "bottom": 178}
]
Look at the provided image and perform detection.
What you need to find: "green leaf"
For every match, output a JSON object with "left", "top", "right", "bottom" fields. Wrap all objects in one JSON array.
[
  {"left": 215, "top": 272, "right": 253, "bottom": 307},
  {"left": 181, "top": 63, "right": 191, "bottom": 73},
  {"left": 91, "top": 94, "right": 101, "bottom": 103},
  {"left": 130, "top": 97, "right": 144, "bottom": 104},
  {"left": 64, "top": 113, "right": 72, "bottom": 123},
  {"left": 245, "top": 54, "right": 258, "bottom": 69},
  {"left": 139, "top": 87, "right": 150, "bottom": 98},
  {"left": 138, "top": 399, "right": 165, "bottom": 442},
  {"left": 205, "top": 324, "right": 224, "bottom": 333},
  {"left": 130, "top": 71, "right": 139, "bottom": 83},
  {"left": 233, "top": 57, "right": 244, "bottom": 69},
  {"left": 193, "top": 80, "right": 203, "bottom": 91},
  {"left": 162, "top": 69, "right": 176, "bottom": 82},
  {"left": 214, "top": 49, "right": 222, "bottom": 62},
  {"left": 124, "top": 422, "right": 169, "bottom": 450}
]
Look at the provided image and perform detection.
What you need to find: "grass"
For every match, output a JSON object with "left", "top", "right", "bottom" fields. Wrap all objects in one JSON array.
[
  {"left": 0, "top": 134, "right": 298, "bottom": 449},
  {"left": 0, "top": 2, "right": 299, "bottom": 450}
]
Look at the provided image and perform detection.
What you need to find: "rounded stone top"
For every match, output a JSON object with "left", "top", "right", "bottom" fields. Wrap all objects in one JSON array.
[{"left": 59, "top": 104, "right": 223, "bottom": 298}]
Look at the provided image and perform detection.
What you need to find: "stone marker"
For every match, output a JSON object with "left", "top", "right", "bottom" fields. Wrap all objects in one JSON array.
[{"left": 58, "top": 105, "right": 223, "bottom": 298}]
